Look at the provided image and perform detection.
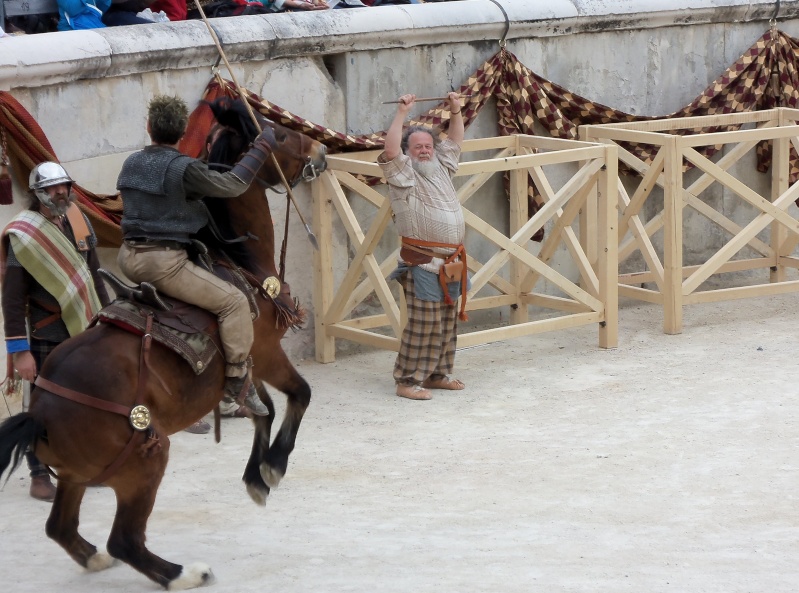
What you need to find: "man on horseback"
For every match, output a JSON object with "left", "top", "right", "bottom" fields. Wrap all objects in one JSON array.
[
  {"left": 116, "top": 95, "right": 275, "bottom": 416},
  {"left": 1, "top": 161, "right": 111, "bottom": 501}
]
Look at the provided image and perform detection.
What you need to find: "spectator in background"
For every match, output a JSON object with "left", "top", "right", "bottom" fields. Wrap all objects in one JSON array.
[
  {"left": 149, "top": 0, "right": 185, "bottom": 21},
  {"left": 57, "top": 0, "right": 110, "bottom": 30},
  {"left": 102, "top": 0, "right": 157, "bottom": 25}
]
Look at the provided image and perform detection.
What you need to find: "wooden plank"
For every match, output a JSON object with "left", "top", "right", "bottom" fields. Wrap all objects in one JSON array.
[
  {"left": 324, "top": 200, "right": 392, "bottom": 323},
  {"left": 334, "top": 171, "right": 387, "bottom": 208},
  {"left": 618, "top": 284, "right": 664, "bottom": 304},
  {"left": 326, "top": 324, "right": 400, "bottom": 351},
  {"left": 337, "top": 314, "right": 392, "bottom": 330},
  {"left": 465, "top": 255, "right": 516, "bottom": 296},
  {"left": 622, "top": 258, "right": 773, "bottom": 283},
  {"left": 681, "top": 167, "right": 799, "bottom": 295},
  {"left": 466, "top": 294, "right": 518, "bottom": 310},
  {"left": 313, "top": 173, "right": 337, "bottom": 363},
  {"left": 524, "top": 165, "right": 598, "bottom": 295},
  {"left": 461, "top": 136, "right": 516, "bottom": 151},
  {"left": 583, "top": 109, "right": 777, "bottom": 133},
  {"left": 465, "top": 209, "right": 602, "bottom": 311},
  {"left": 516, "top": 135, "right": 603, "bottom": 152},
  {"left": 684, "top": 280, "right": 799, "bottom": 304},
  {"left": 597, "top": 146, "right": 618, "bottom": 349},
  {"left": 582, "top": 126, "right": 671, "bottom": 145},
  {"left": 618, "top": 146, "right": 665, "bottom": 242},
  {"left": 456, "top": 147, "right": 514, "bottom": 206},
  {"left": 678, "top": 123, "right": 799, "bottom": 148},
  {"left": 662, "top": 137, "right": 684, "bottom": 334},
  {"left": 456, "top": 312, "right": 603, "bottom": 348},
  {"left": 344, "top": 252, "right": 398, "bottom": 315},
  {"left": 523, "top": 293, "right": 593, "bottom": 313},
  {"left": 509, "top": 162, "right": 529, "bottom": 325},
  {"left": 456, "top": 145, "right": 605, "bottom": 176},
  {"left": 326, "top": 156, "right": 383, "bottom": 177},
  {"left": 771, "top": 134, "right": 790, "bottom": 282}
]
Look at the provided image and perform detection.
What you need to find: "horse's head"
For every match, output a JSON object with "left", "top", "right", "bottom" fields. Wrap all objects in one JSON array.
[{"left": 205, "top": 97, "right": 327, "bottom": 187}]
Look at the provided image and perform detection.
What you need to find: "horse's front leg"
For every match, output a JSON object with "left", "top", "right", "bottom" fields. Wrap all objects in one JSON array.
[
  {"left": 242, "top": 381, "right": 275, "bottom": 506},
  {"left": 106, "top": 439, "right": 213, "bottom": 590},
  {"left": 259, "top": 358, "right": 311, "bottom": 490},
  {"left": 45, "top": 479, "right": 116, "bottom": 572}
]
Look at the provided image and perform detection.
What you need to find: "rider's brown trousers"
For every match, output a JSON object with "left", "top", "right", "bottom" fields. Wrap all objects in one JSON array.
[{"left": 118, "top": 242, "right": 253, "bottom": 377}]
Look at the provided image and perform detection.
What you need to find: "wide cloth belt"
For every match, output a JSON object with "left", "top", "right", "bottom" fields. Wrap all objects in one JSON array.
[{"left": 400, "top": 236, "right": 468, "bottom": 321}]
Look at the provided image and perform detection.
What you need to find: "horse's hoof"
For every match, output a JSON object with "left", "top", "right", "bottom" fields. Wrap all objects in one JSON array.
[
  {"left": 86, "top": 552, "right": 116, "bottom": 572},
  {"left": 259, "top": 463, "right": 284, "bottom": 489},
  {"left": 246, "top": 482, "right": 270, "bottom": 506},
  {"left": 167, "top": 563, "right": 215, "bottom": 591}
]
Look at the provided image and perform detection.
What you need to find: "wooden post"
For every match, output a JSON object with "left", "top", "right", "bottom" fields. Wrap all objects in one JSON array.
[
  {"left": 662, "top": 136, "right": 684, "bottom": 334},
  {"left": 509, "top": 136, "right": 529, "bottom": 326},
  {"left": 598, "top": 145, "right": 619, "bottom": 348},
  {"left": 770, "top": 112, "right": 789, "bottom": 283},
  {"left": 578, "top": 127, "right": 599, "bottom": 268},
  {"left": 313, "top": 172, "right": 336, "bottom": 363}
]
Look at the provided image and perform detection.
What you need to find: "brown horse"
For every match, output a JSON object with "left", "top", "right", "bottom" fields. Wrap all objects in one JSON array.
[{"left": 0, "top": 98, "right": 327, "bottom": 590}]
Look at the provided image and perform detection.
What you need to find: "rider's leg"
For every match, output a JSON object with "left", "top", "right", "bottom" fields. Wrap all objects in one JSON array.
[{"left": 117, "top": 244, "right": 268, "bottom": 415}]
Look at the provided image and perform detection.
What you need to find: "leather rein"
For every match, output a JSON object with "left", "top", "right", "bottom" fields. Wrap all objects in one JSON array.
[{"left": 34, "top": 314, "right": 162, "bottom": 486}]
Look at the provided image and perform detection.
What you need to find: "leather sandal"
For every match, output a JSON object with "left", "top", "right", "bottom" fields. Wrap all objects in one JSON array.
[
  {"left": 421, "top": 376, "right": 466, "bottom": 390},
  {"left": 396, "top": 383, "right": 433, "bottom": 400}
]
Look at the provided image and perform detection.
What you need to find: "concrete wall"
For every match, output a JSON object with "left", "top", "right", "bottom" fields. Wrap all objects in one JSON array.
[{"left": 1, "top": 0, "right": 798, "bottom": 358}]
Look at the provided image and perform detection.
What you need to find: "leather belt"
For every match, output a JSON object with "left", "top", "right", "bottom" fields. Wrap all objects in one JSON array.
[{"left": 125, "top": 239, "right": 187, "bottom": 251}]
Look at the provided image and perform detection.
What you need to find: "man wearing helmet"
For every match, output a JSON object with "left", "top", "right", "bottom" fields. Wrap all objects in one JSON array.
[
  {"left": 1, "top": 161, "right": 111, "bottom": 501},
  {"left": 116, "top": 95, "right": 276, "bottom": 418}
]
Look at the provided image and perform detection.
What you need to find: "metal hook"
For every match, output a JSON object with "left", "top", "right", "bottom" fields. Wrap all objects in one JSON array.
[
  {"left": 211, "top": 54, "right": 222, "bottom": 76},
  {"left": 771, "top": 0, "right": 781, "bottom": 31},
  {"left": 487, "top": 0, "right": 509, "bottom": 50}
]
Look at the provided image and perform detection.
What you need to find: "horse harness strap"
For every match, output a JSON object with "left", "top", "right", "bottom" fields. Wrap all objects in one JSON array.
[
  {"left": 34, "top": 313, "right": 161, "bottom": 486},
  {"left": 35, "top": 376, "right": 132, "bottom": 416}
]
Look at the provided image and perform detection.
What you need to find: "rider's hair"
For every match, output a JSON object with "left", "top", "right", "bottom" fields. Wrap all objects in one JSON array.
[
  {"left": 147, "top": 95, "right": 189, "bottom": 145},
  {"left": 401, "top": 126, "right": 438, "bottom": 154}
]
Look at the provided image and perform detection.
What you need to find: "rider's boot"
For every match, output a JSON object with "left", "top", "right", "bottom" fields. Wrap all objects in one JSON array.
[{"left": 224, "top": 374, "right": 269, "bottom": 416}]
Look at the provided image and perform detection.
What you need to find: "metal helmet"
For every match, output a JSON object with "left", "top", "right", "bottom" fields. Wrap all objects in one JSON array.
[{"left": 29, "top": 162, "right": 73, "bottom": 211}]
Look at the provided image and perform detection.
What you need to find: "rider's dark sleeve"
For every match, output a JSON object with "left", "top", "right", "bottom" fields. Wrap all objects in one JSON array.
[{"left": 183, "top": 161, "right": 249, "bottom": 200}]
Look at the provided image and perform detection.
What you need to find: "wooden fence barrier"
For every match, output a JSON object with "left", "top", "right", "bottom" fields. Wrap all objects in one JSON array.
[
  {"left": 582, "top": 108, "right": 799, "bottom": 334},
  {"left": 311, "top": 134, "right": 618, "bottom": 363}
]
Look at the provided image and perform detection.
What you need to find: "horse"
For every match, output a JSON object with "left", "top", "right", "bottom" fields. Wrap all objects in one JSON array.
[{"left": 0, "top": 97, "right": 327, "bottom": 590}]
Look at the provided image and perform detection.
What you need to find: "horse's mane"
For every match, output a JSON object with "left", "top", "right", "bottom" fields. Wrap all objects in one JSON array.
[{"left": 198, "top": 97, "right": 263, "bottom": 272}]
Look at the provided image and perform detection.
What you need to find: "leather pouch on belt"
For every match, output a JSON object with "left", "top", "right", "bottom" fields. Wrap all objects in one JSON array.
[
  {"left": 442, "top": 261, "right": 465, "bottom": 283},
  {"left": 400, "top": 245, "right": 433, "bottom": 265}
]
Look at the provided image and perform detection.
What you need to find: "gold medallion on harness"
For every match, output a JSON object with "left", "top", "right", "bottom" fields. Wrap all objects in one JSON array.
[
  {"left": 262, "top": 276, "right": 281, "bottom": 298},
  {"left": 129, "top": 405, "right": 152, "bottom": 431}
]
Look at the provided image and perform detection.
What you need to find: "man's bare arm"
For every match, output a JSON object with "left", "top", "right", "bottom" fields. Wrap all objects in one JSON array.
[{"left": 384, "top": 94, "right": 416, "bottom": 161}]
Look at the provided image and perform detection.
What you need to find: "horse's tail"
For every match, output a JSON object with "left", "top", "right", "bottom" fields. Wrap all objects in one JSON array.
[{"left": 0, "top": 413, "right": 44, "bottom": 482}]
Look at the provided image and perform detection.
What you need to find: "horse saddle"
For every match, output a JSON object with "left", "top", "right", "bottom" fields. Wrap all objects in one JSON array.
[{"left": 97, "top": 268, "right": 253, "bottom": 375}]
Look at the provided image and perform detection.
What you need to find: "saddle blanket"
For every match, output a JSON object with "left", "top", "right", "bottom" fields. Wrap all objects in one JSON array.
[{"left": 98, "top": 300, "right": 218, "bottom": 375}]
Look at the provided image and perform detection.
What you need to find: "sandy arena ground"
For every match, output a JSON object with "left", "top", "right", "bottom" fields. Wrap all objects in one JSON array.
[{"left": 1, "top": 294, "right": 798, "bottom": 593}]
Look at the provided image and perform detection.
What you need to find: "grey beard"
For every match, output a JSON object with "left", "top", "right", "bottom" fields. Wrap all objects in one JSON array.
[
  {"left": 42, "top": 192, "right": 75, "bottom": 216},
  {"left": 410, "top": 154, "right": 440, "bottom": 179}
]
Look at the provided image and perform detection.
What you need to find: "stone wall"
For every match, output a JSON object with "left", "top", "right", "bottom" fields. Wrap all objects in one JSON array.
[{"left": 1, "top": 0, "right": 798, "bottom": 358}]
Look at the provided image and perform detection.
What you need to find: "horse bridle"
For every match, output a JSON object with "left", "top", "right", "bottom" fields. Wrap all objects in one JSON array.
[
  {"left": 209, "top": 122, "right": 321, "bottom": 188},
  {"left": 259, "top": 119, "right": 323, "bottom": 185}
]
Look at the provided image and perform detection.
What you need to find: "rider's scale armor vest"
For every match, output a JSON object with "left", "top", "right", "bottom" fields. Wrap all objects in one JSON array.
[{"left": 118, "top": 145, "right": 203, "bottom": 243}]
